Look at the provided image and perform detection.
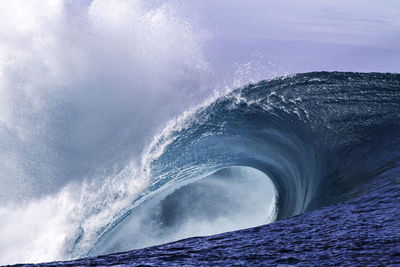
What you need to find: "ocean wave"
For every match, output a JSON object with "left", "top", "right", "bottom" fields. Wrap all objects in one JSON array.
[{"left": 85, "top": 71, "right": 400, "bottom": 257}]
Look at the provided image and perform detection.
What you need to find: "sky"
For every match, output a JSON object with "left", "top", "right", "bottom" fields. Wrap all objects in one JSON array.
[{"left": 181, "top": 0, "right": 400, "bottom": 83}]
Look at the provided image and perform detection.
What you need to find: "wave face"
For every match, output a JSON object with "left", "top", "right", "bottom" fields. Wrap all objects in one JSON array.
[{"left": 84, "top": 71, "right": 400, "bottom": 257}]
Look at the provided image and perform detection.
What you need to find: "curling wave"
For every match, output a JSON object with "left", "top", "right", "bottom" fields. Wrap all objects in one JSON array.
[{"left": 83, "top": 71, "right": 400, "bottom": 257}]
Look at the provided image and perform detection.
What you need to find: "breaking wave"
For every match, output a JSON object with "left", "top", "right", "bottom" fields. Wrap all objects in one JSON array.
[
  {"left": 1, "top": 1, "right": 399, "bottom": 265},
  {"left": 87, "top": 71, "right": 400, "bottom": 257}
]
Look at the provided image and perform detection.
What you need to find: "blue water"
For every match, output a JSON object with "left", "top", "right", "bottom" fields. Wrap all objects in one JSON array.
[{"left": 10, "top": 71, "right": 399, "bottom": 266}]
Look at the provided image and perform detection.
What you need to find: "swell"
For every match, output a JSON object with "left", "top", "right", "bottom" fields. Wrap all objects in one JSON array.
[{"left": 86, "top": 71, "right": 400, "bottom": 256}]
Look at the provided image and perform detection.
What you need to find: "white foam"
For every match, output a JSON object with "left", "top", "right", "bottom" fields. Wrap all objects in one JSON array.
[{"left": 0, "top": 0, "right": 209, "bottom": 264}]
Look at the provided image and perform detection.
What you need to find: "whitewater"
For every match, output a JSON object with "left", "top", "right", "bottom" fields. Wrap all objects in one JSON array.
[
  {"left": 0, "top": 1, "right": 399, "bottom": 266},
  {"left": 0, "top": 0, "right": 213, "bottom": 264}
]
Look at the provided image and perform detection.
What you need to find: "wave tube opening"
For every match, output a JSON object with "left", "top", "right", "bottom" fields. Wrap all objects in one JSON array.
[{"left": 88, "top": 166, "right": 276, "bottom": 256}]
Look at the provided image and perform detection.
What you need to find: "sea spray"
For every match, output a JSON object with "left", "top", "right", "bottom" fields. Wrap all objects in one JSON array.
[{"left": 0, "top": 0, "right": 209, "bottom": 264}]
